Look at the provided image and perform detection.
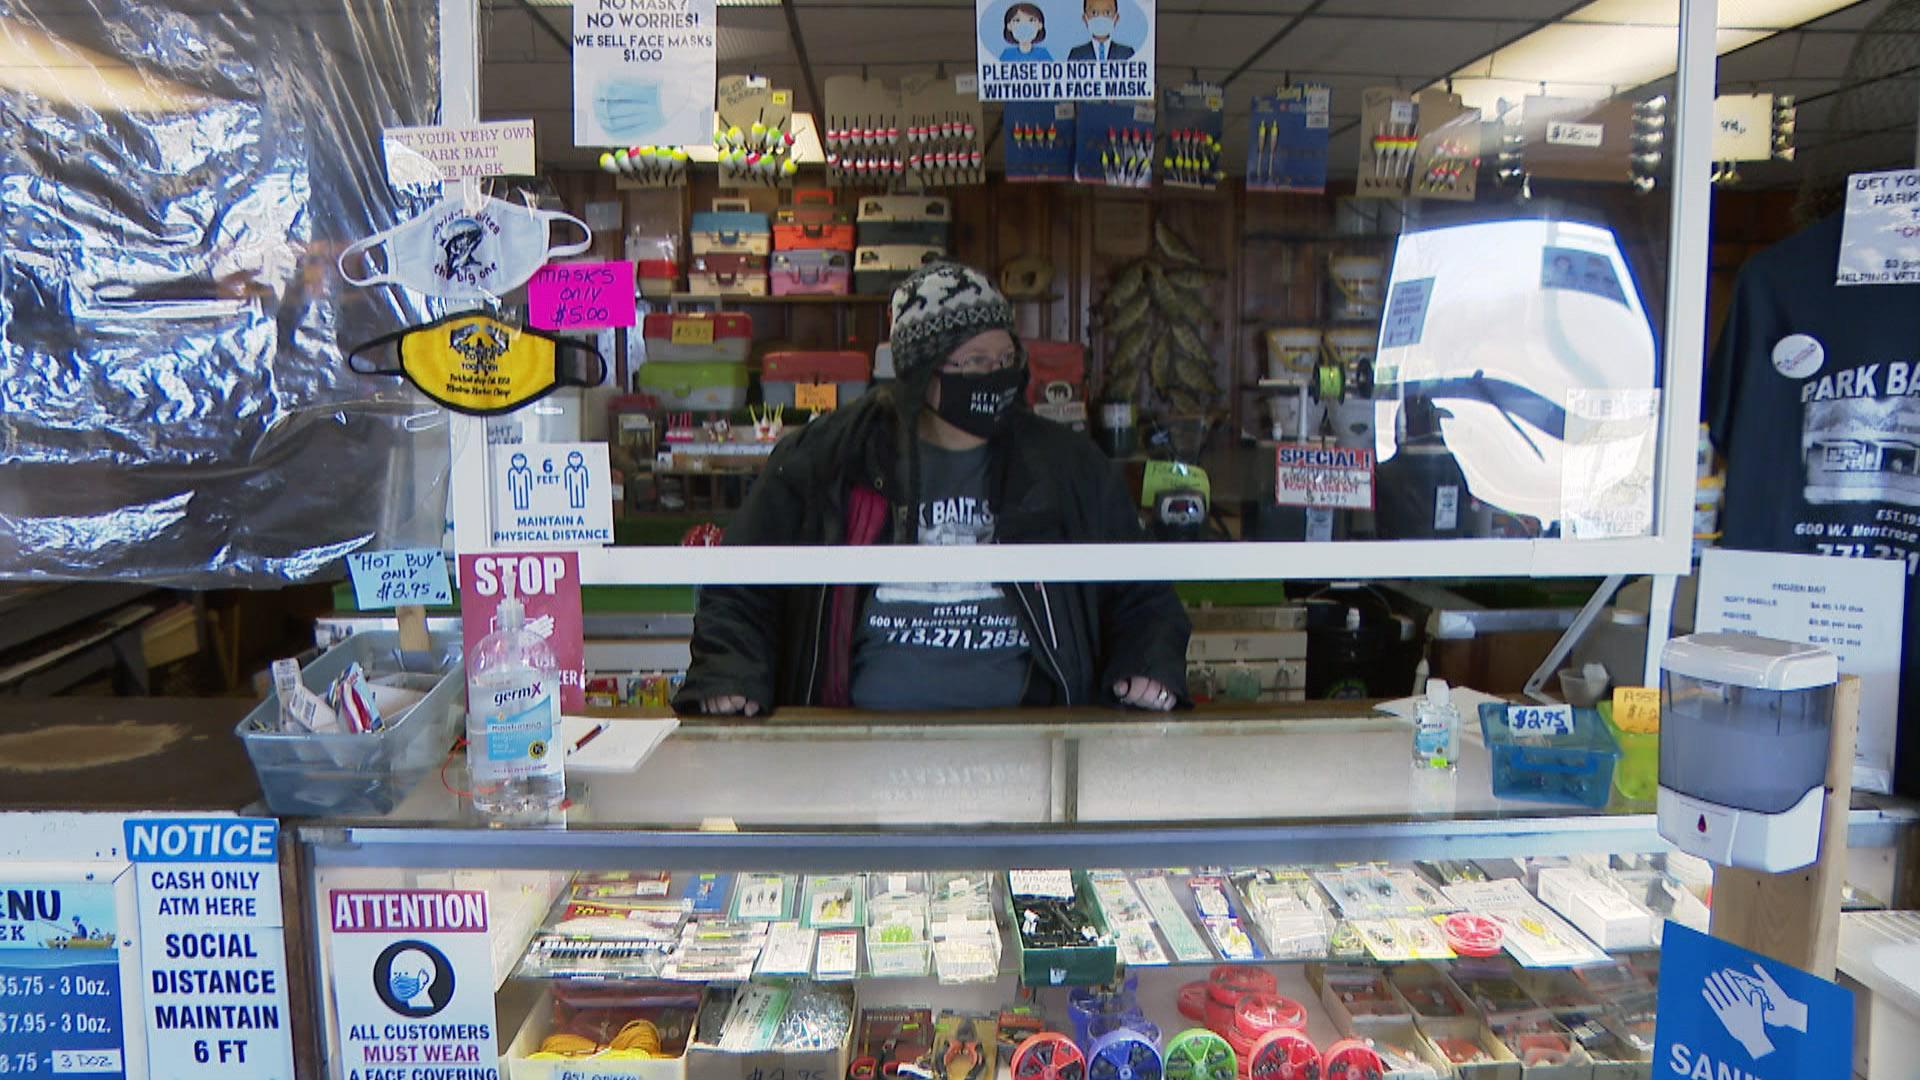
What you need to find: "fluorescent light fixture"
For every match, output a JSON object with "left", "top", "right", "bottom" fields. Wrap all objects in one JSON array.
[
  {"left": 0, "top": 16, "right": 204, "bottom": 112},
  {"left": 1442, "top": 0, "right": 1858, "bottom": 114}
]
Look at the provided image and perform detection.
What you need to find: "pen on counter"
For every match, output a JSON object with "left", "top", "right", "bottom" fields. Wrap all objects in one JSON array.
[{"left": 572, "top": 723, "right": 609, "bottom": 752}]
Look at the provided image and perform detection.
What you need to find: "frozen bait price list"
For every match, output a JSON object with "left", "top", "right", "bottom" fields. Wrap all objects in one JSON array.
[
  {"left": 0, "top": 881, "right": 126, "bottom": 1077},
  {"left": 127, "top": 818, "right": 294, "bottom": 1080}
]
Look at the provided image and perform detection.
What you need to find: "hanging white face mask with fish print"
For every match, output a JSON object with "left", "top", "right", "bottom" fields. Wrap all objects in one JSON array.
[{"left": 337, "top": 194, "right": 591, "bottom": 301}]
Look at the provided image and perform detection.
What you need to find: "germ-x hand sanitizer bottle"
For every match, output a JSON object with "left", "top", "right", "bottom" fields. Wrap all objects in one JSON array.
[
  {"left": 466, "top": 578, "right": 565, "bottom": 816},
  {"left": 1412, "top": 678, "right": 1460, "bottom": 772}
]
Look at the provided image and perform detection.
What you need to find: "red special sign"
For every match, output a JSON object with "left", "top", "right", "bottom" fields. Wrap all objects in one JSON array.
[{"left": 1274, "top": 443, "right": 1376, "bottom": 510}]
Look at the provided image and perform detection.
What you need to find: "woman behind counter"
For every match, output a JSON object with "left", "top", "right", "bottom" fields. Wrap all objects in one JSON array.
[{"left": 674, "top": 262, "right": 1189, "bottom": 717}]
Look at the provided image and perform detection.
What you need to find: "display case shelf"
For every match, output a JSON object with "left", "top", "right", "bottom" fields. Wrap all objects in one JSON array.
[{"left": 297, "top": 710, "right": 1919, "bottom": 874}]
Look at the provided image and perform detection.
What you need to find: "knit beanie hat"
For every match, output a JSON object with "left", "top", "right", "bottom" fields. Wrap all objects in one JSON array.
[{"left": 888, "top": 261, "right": 1017, "bottom": 385}]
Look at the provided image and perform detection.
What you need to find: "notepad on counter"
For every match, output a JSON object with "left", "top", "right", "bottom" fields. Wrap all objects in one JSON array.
[{"left": 560, "top": 715, "right": 678, "bottom": 773}]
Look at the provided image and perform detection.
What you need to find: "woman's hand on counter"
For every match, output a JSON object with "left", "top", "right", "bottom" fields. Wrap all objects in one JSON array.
[
  {"left": 1113, "top": 676, "right": 1176, "bottom": 712},
  {"left": 702, "top": 695, "right": 762, "bottom": 717}
]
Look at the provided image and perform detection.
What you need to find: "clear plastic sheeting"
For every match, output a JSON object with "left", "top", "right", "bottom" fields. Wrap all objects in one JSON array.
[{"left": 0, "top": 0, "right": 445, "bottom": 585}]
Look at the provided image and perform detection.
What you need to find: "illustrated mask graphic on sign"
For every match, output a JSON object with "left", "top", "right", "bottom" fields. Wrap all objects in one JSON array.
[
  {"left": 376, "top": 941, "right": 453, "bottom": 1017},
  {"left": 348, "top": 313, "right": 608, "bottom": 416},
  {"left": 974, "top": 0, "right": 1157, "bottom": 102},
  {"left": 337, "top": 194, "right": 592, "bottom": 300}
]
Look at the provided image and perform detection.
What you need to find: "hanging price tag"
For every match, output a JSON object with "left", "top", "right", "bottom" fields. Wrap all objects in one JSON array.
[
  {"left": 1611, "top": 687, "right": 1661, "bottom": 734},
  {"left": 794, "top": 382, "right": 838, "bottom": 411}
]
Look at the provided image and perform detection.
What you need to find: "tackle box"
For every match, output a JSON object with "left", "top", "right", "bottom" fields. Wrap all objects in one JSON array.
[
  {"left": 636, "top": 359, "right": 750, "bottom": 412},
  {"left": 771, "top": 250, "right": 852, "bottom": 297},
  {"left": 1478, "top": 703, "right": 1622, "bottom": 809},
  {"left": 689, "top": 253, "right": 769, "bottom": 297},
  {"left": 856, "top": 195, "right": 952, "bottom": 247},
  {"left": 691, "top": 199, "right": 771, "bottom": 256},
  {"left": 642, "top": 312, "right": 753, "bottom": 364},
  {"left": 636, "top": 258, "right": 679, "bottom": 299},
  {"left": 773, "top": 189, "right": 856, "bottom": 251},
  {"left": 854, "top": 245, "right": 943, "bottom": 295},
  {"left": 236, "top": 630, "right": 463, "bottom": 816},
  {"left": 762, "top": 350, "right": 870, "bottom": 410}
]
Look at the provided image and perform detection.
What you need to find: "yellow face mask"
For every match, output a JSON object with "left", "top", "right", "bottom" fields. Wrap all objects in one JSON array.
[{"left": 347, "top": 313, "right": 606, "bottom": 415}]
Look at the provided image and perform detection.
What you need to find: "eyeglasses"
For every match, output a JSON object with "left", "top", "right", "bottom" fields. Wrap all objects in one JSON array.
[{"left": 941, "top": 350, "right": 1019, "bottom": 375}]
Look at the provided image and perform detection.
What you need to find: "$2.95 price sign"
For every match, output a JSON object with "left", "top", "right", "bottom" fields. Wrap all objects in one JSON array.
[
  {"left": 529, "top": 261, "right": 636, "bottom": 331},
  {"left": 1506, "top": 703, "right": 1574, "bottom": 737}
]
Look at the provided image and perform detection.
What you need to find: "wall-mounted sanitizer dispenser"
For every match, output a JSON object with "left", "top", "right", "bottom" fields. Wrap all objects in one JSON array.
[{"left": 1657, "top": 633, "right": 1837, "bottom": 873}]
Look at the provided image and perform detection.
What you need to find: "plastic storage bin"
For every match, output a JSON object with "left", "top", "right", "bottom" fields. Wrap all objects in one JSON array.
[
  {"left": 689, "top": 253, "right": 767, "bottom": 297},
  {"left": 1477, "top": 702, "right": 1621, "bottom": 808},
  {"left": 774, "top": 190, "right": 855, "bottom": 251},
  {"left": 643, "top": 313, "right": 753, "bottom": 364},
  {"left": 771, "top": 250, "right": 851, "bottom": 296},
  {"left": 763, "top": 351, "right": 870, "bottom": 409},
  {"left": 856, "top": 195, "right": 951, "bottom": 247},
  {"left": 236, "top": 630, "right": 463, "bottom": 816},
  {"left": 691, "top": 201, "right": 771, "bottom": 256},
  {"left": 1597, "top": 702, "right": 1658, "bottom": 804},
  {"left": 638, "top": 360, "right": 750, "bottom": 412},
  {"left": 637, "top": 258, "right": 679, "bottom": 299},
  {"left": 855, "top": 245, "right": 942, "bottom": 294}
]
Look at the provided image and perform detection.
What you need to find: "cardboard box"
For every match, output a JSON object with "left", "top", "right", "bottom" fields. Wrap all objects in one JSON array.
[
  {"left": 1004, "top": 871, "right": 1116, "bottom": 987},
  {"left": 1188, "top": 604, "right": 1309, "bottom": 632},
  {"left": 1415, "top": 1020, "right": 1522, "bottom": 1080},
  {"left": 1387, "top": 964, "right": 1476, "bottom": 1025},
  {"left": 1189, "top": 658, "right": 1307, "bottom": 703},
  {"left": 1186, "top": 629, "right": 1308, "bottom": 662},
  {"left": 685, "top": 987, "right": 856, "bottom": 1080},
  {"left": 508, "top": 986, "right": 697, "bottom": 1080},
  {"left": 1534, "top": 869, "right": 1656, "bottom": 951},
  {"left": 1313, "top": 963, "right": 1412, "bottom": 1030},
  {"left": 1493, "top": 1020, "right": 1596, "bottom": 1080},
  {"left": 1343, "top": 1020, "right": 1454, "bottom": 1079}
]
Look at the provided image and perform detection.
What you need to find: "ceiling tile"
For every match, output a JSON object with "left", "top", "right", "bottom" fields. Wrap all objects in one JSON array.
[
  {"left": 1262, "top": 15, "right": 1511, "bottom": 79},
  {"left": 1785, "top": 0, "right": 1890, "bottom": 29},
  {"left": 794, "top": 6, "right": 976, "bottom": 64},
  {"left": 1314, "top": 0, "right": 1575, "bottom": 17},
  {"left": 1157, "top": 15, "right": 1292, "bottom": 68}
]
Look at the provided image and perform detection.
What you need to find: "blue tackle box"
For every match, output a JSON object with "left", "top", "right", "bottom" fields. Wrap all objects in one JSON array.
[{"left": 1478, "top": 702, "right": 1622, "bottom": 808}]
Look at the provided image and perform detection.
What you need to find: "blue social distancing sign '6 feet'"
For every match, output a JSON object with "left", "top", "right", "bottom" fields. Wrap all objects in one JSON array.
[{"left": 1655, "top": 921, "right": 1852, "bottom": 1080}]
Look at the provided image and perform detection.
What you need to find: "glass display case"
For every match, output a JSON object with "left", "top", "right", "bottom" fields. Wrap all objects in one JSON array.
[{"left": 293, "top": 711, "right": 1920, "bottom": 1080}]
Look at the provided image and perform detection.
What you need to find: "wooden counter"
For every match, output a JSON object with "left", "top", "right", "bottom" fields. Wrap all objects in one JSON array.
[{"left": 0, "top": 696, "right": 260, "bottom": 812}]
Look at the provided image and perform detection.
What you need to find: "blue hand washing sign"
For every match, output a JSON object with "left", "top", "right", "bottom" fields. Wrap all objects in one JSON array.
[{"left": 1655, "top": 921, "right": 1852, "bottom": 1080}]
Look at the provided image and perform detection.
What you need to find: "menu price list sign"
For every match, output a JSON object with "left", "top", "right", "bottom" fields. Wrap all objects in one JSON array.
[
  {"left": 127, "top": 818, "right": 293, "bottom": 1080},
  {"left": 1695, "top": 548, "right": 1907, "bottom": 792},
  {"left": 0, "top": 881, "right": 126, "bottom": 1077}
]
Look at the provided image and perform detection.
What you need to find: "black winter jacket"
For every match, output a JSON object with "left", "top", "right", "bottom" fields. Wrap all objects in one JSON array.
[{"left": 673, "top": 389, "right": 1191, "bottom": 713}]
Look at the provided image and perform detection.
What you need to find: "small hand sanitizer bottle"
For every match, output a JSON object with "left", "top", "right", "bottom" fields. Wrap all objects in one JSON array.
[
  {"left": 466, "top": 579, "right": 565, "bottom": 816},
  {"left": 1412, "top": 678, "right": 1460, "bottom": 771}
]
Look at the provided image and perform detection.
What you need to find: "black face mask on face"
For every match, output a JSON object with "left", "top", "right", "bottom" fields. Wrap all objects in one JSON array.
[{"left": 933, "top": 363, "right": 1028, "bottom": 438}]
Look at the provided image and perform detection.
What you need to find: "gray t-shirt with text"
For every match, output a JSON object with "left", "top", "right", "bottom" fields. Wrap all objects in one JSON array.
[{"left": 850, "top": 443, "right": 1033, "bottom": 710}]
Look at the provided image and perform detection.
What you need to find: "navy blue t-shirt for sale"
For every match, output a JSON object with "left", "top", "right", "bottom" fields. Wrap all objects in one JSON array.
[{"left": 1708, "top": 213, "right": 1920, "bottom": 795}]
